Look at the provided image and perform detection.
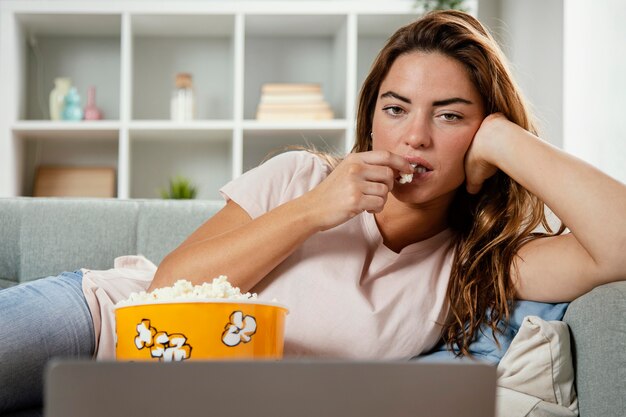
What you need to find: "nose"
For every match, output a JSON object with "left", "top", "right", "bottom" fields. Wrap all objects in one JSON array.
[{"left": 404, "top": 114, "right": 432, "bottom": 148}]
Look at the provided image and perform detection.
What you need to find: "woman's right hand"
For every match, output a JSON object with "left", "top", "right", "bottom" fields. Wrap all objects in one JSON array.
[{"left": 301, "top": 150, "right": 412, "bottom": 231}]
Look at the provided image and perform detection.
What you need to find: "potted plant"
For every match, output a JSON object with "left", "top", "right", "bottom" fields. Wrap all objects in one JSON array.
[{"left": 159, "top": 175, "right": 197, "bottom": 199}]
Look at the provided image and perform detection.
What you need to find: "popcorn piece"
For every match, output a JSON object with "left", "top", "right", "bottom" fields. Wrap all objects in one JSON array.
[
  {"left": 398, "top": 163, "right": 418, "bottom": 184},
  {"left": 116, "top": 276, "right": 257, "bottom": 307}
]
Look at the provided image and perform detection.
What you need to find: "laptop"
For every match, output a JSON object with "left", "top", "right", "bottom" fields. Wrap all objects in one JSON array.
[{"left": 44, "top": 359, "right": 496, "bottom": 417}]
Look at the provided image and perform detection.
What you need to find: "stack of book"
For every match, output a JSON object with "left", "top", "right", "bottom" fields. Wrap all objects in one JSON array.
[{"left": 256, "top": 83, "right": 334, "bottom": 121}]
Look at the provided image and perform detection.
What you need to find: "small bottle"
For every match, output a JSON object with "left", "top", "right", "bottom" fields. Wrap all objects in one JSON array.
[
  {"left": 83, "top": 85, "right": 103, "bottom": 120},
  {"left": 170, "top": 73, "right": 196, "bottom": 121},
  {"left": 62, "top": 87, "right": 84, "bottom": 121},
  {"left": 49, "top": 77, "right": 72, "bottom": 121}
]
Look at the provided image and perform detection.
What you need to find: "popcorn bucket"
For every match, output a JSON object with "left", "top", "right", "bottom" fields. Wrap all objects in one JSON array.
[{"left": 114, "top": 300, "right": 288, "bottom": 361}]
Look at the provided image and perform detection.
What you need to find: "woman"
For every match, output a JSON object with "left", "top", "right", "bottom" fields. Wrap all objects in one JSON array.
[
  {"left": 149, "top": 10, "right": 626, "bottom": 357},
  {"left": 1, "top": 9, "right": 625, "bottom": 413}
]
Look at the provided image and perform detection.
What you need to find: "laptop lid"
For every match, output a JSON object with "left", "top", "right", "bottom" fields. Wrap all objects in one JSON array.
[{"left": 45, "top": 359, "right": 496, "bottom": 417}]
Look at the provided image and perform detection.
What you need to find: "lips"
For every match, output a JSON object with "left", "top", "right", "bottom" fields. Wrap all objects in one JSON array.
[{"left": 405, "top": 156, "right": 434, "bottom": 172}]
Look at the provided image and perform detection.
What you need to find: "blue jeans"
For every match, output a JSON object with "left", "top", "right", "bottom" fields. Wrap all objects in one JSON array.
[{"left": 0, "top": 271, "right": 95, "bottom": 413}]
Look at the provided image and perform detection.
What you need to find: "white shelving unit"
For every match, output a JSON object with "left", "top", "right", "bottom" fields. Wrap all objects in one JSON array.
[{"left": 0, "top": 0, "right": 476, "bottom": 199}]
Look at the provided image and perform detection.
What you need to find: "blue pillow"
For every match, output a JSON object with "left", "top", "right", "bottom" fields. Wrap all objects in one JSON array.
[{"left": 412, "top": 300, "right": 569, "bottom": 364}]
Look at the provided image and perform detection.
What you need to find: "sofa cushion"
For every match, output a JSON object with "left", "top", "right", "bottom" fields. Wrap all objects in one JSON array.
[
  {"left": 18, "top": 199, "right": 140, "bottom": 283},
  {"left": 0, "top": 198, "right": 227, "bottom": 288},
  {"left": 0, "top": 199, "right": 22, "bottom": 288},
  {"left": 497, "top": 316, "right": 576, "bottom": 407},
  {"left": 136, "top": 200, "right": 224, "bottom": 265},
  {"left": 564, "top": 281, "right": 626, "bottom": 417},
  {"left": 495, "top": 316, "right": 578, "bottom": 417}
]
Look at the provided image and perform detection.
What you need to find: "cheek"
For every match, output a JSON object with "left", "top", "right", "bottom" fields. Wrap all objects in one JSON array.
[
  {"left": 447, "top": 133, "right": 474, "bottom": 158},
  {"left": 371, "top": 110, "right": 405, "bottom": 150},
  {"left": 371, "top": 129, "right": 397, "bottom": 151},
  {"left": 442, "top": 133, "right": 475, "bottom": 177}
]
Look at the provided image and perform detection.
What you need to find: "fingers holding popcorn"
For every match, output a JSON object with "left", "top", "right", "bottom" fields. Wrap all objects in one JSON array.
[{"left": 303, "top": 150, "right": 412, "bottom": 230}]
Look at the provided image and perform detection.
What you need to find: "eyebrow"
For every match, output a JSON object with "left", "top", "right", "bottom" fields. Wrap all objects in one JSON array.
[
  {"left": 432, "top": 97, "right": 473, "bottom": 106},
  {"left": 380, "top": 91, "right": 412, "bottom": 104},
  {"left": 380, "top": 90, "right": 473, "bottom": 107}
]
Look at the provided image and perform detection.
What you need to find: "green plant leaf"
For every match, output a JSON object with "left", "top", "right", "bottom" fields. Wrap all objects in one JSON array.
[{"left": 158, "top": 175, "right": 198, "bottom": 199}]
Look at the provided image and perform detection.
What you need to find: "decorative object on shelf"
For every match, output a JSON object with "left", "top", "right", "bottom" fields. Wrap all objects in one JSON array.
[
  {"left": 413, "top": 0, "right": 467, "bottom": 13},
  {"left": 170, "top": 72, "right": 196, "bottom": 121},
  {"left": 83, "top": 85, "right": 103, "bottom": 120},
  {"left": 159, "top": 175, "right": 197, "bottom": 199},
  {"left": 256, "top": 83, "right": 334, "bottom": 121},
  {"left": 61, "top": 87, "right": 84, "bottom": 121},
  {"left": 49, "top": 77, "right": 72, "bottom": 121},
  {"left": 33, "top": 166, "right": 116, "bottom": 197}
]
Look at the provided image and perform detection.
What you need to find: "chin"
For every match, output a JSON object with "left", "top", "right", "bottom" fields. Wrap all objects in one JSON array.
[
  {"left": 391, "top": 186, "right": 432, "bottom": 204},
  {"left": 391, "top": 184, "right": 457, "bottom": 208}
]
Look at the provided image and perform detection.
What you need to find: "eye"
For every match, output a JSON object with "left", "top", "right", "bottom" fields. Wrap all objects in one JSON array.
[
  {"left": 440, "top": 113, "right": 462, "bottom": 122},
  {"left": 383, "top": 106, "right": 405, "bottom": 117}
]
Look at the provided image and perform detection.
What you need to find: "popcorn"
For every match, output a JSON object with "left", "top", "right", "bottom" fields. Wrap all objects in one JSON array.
[
  {"left": 398, "top": 163, "right": 418, "bottom": 184},
  {"left": 116, "top": 276, "right": 257, "bottom": 307}
]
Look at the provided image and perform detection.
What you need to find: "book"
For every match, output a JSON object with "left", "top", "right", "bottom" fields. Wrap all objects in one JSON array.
[
  {"left": 260, "top": 92, "right": 325, "bottom": 105},
  {"left": 33, "top": 166, "right": 116, "bottom": 198},
  {"left": 256, "top": 83, "right": 334, "bottom": 121},
  {"left": 261, "top": 83, "right": 322, "bottom": 95}
]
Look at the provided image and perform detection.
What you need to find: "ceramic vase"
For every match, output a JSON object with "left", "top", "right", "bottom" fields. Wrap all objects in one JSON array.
[
  {"left": 49, "top": 77, "right": 71, "bottom": 121},
  {"left": 83, "top": 85, "right": 103, "bottom": 120},
  {"left": 62, "top": 87, "right": 84, "bottom": 121}
]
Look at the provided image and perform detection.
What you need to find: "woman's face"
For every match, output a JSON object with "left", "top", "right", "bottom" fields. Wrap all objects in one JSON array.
[{"left": 371, "top": 51, "right": 485, "bottom": 207}]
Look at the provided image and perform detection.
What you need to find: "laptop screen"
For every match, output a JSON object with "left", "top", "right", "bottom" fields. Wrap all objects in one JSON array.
[{"left": 45, "top": 359, "right": 496, "bottom": 417}]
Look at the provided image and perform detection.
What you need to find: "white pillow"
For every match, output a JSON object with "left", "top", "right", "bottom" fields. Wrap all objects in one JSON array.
[{"left": 496, "top": 316, "right": 577, "bottom": 408}]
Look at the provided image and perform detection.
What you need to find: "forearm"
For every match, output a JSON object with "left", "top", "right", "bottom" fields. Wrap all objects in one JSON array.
[
  {"left": 489, "top": 122, "right": 626, "bottom": 279},
  {"left": 149, "top": 195, "right": 320, "bottom": 292},
  {"left": 149, "top": 150, "right": 409, "bottom": 292}
]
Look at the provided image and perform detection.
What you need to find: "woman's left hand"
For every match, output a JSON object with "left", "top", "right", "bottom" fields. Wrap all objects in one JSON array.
[{"left": 464, "top": 113, "right": 511, "bottom": 194}]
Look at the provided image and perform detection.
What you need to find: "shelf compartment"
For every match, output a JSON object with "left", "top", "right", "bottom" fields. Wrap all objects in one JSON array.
[
  {"left": 129, "top": 129, "right": 233, "bottom": 200},
  {"left": 21, "top": 134, "right": 119, "bottom": 197},
  {"left": 244, "top": 14, "right": 348, "bottom": 120},
  {"left": 17, "top": 13, "right": 122, "bottom": 121},
  {"left": 131, "top": 14, "right": 236, "bottom": 121},
  {"left": 242, "top": 127, "right": 346, "bottom": 173}
]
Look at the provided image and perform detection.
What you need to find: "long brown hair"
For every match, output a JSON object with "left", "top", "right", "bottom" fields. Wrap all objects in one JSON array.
[{"left": 354, "top": 10, "right": 565, "bottom": 356}]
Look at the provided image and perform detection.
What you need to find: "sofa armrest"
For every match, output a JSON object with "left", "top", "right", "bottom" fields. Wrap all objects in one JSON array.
[{"left": 563, "top": 280, "right": 626, "bottom": 417}]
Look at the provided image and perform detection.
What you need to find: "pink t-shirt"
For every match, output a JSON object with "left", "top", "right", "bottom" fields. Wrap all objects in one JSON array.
[
  {"left": 219, "top": 151, "right": 455, "bottom": 359},
  {"left": 83, "top": 150, "right": 454, "bottom": 360}
]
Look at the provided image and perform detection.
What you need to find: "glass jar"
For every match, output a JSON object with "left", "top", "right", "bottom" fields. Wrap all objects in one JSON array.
[{"left": 170, "top": 72, "right": 195, "bottom": 121}]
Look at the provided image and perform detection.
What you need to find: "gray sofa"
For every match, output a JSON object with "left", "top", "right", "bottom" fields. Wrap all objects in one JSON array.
[{"left": 0, "top": 197, "right": 624, "bottom": 417}]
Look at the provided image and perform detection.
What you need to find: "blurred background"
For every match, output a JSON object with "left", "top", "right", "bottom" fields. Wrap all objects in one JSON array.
[{"left": 0, "top": 0, "right": 623, "bottom": 200}]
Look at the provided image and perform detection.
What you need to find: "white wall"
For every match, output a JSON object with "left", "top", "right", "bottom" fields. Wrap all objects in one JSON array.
[
  {"left": 564, "top": 0, "right": 626, "bottom": 184},
  {"left": 479, "top": 0, "right": 564, "bottom": 148}
]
